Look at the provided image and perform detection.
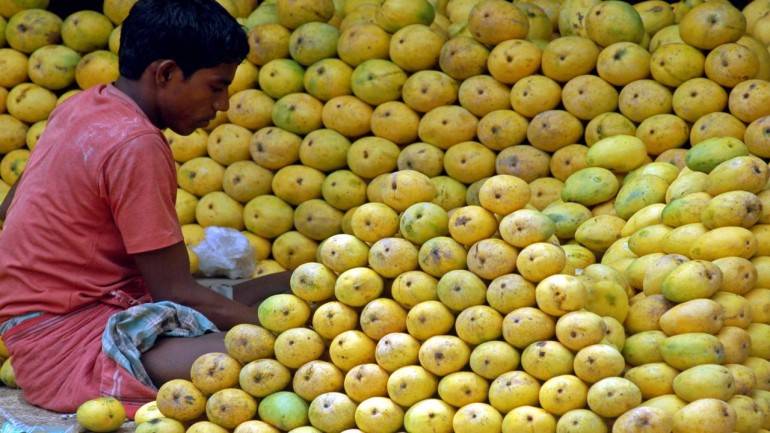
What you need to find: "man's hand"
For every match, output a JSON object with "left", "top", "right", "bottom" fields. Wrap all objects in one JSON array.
[{"left": 133, "top": 241, "right": 272, "bottom": 330}]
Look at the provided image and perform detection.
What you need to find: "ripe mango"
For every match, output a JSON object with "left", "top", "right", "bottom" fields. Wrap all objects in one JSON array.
[
  {"left": 643, "top": 254, "right": 689, "bottom": 296},
  {"left": 718, "top": 326, "right": 752, "bottom": 365},
  {"left": 662, "top": 223, "right": 707, "bottom": 256},
  {"left": 625, "top": 294, "right": 672, "bottom": 334},
  {"left": 673, "top": 364, "right": 736, "bottom": 402},
  {"left": 624, "top": 363, "right": 679, "bottom": 399},
  {"left": 586, "top": 135, "right": 647, "bottom": 173},
  {"left": 701, "top": 190, "right": 762, "bottom": 229},
  {"left": 690, "top": 227, "right": 758, "bottom": 260},
  {"left": 621, "top": 203, "right": 665, "bottom": 237},
  {"left": 659, "top": 333, "right": 725, "bottom": 370},
  {"left": 661, "top": 260, "right": 722, "bottom": 303},
  {"left": 666, "top": 170, "right": 708, "bottom": 202},
  {"left": 706, "top": 155, "right": 769, "bottom": 195},
  {"left": 659, "top": 299, "right": 724, "bottom": 336}
]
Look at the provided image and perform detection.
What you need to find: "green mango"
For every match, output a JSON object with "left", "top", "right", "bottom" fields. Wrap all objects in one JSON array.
[
  {"left": 659, "top": 333, "right": 725, "bottom": 370},
  {"left": 614, "top": 174, "right": 668, "bottom": 220},
  {"left": 622, "top": 330, "right": 666, "bottom": 366},
  {"left": 685, "top": 136, "right": 749, "bottom": 173},
  {"left": 562, "top": 167, "right": 619, "bottom": 206},
  {"left": 543, "top": 201, "right": 593, "bottom": 239},
  {"left": 661, "top": 192, "right": 712, "bottom": 227}
]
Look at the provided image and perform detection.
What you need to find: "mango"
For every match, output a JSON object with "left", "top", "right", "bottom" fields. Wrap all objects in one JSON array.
[
  {"left": 561, "top": 167, "right": 619, "bottom": 206},
  {"left": 586, "top": 135, "right": 647, "bottom": 173},
  {"left": 718, "top": 326, "right": 752, "bottom": 365},
  {"left": 624, "top": 363, "right": 679, "bottom": 400},
  {"left": 665, "top": 170, "right": 708, "bottom": 202},
  {"left": 622, "top": 330, "right": 666, "bottom": 366},
  {"left": 659, "top": 333, "right": 725, "bottom": 370},
  {"left": 659, "top": 299, "right": 724, "bottom": 336},
  {"left": 643, "top": 254, "right": 689, "bottom": 296},
  {"left": 628, "top": 162, "right": 680, "bottom": 185},
  {"left": 705, "top": 155, "right": 769, "bottom": 195},
  {"left": 662, "top": 223, "right": 708, "bottom": 256},
  {"left": 690, "top": 227, "right": 758, "bottom": 260},
  {"left": 601, "top": 237, "right": 637, "bottom": 267},
  {"left": 625, "top": 253, "right": 666, "bottom": 290},
  {"left": 749, "top": 323, "right": 770, "bottom": 360},
  {"left": 685, "top": 136, "right": 749, "bottom": 173},
  {"left": 614, "top": 174, "right": 669, "bottom": 220},
  {"left": 621, "top": 203, "right": 665, "bottom": 237},
  {"left": 625, "top": 294, "right": 672, "bottom": 334},
  {"left": 729, "top": 394, "right": 765, "bottom": 433},
  {"left": 713, "top": 292, "right": 752, "bottom": 329},
  {"left": 673, "top": 364, "right": 736, "bottom": 402},
  {"left": 628, "top": 225, "right": 671, "bottom": 256},
  {"left": 543, "top": 201, "right": 593, "bottom": 240},
  {"left": 640, "top": 394, "right": 687, "bottom": 419},
  {"left": 661, "top": 260, "right": 722, "bottom": 303},
  {"left": 745, "top": 289, "right": 770, "bottom": 323},
  {"left": 661, "top": 192, "right": 711, "bottom": 227},
  {"left": 584, "top": 279, "right": 629, "bottom": 324},
  {"left": 701, "top": 190, "right": 761, "bottom": 229},
  {"left": 575, "top": 215, "right": 626, "bottom": 253},
  {"left": 672, "top": 399, "right": 736, "bottom": 433}
]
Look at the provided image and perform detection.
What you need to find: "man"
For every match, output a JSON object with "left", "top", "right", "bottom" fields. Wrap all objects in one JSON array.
[{"left": 0, "top": 0, "right": 289, "bottom": 418}]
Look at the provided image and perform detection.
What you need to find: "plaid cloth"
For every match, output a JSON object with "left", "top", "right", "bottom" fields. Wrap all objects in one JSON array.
[{"left": 102, "top": 301, "right": 218, "bottom": 388}]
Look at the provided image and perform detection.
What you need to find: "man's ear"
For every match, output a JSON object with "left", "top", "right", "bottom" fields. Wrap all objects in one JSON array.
[{"left": 154, "top": 60, "right": 182, "bottom": 88}]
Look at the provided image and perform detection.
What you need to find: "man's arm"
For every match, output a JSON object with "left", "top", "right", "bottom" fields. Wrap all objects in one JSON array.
[{"left": 133, "top": 241, "right": 289, "bottom": 330}]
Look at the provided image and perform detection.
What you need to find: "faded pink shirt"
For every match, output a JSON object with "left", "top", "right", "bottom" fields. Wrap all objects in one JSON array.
[{"left": 0, "top": 85, "right": 183, "bottom": 323}]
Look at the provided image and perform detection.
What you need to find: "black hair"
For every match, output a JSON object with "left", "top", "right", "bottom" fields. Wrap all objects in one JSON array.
[{"left": 119, "top": 0, "right": 248, "bottom": 80}]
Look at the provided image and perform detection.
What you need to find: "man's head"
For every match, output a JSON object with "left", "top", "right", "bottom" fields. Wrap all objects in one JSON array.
[{"left": 119, "top": 0, "right": 248, "bottom": 135}]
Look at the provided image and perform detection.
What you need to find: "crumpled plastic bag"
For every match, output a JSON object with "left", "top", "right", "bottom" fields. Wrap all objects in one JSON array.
[{"left": 192, "top": 226, "right": 255, "bottom": 279}]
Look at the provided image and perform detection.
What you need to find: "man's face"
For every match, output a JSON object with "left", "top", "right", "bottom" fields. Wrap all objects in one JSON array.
[{"left": 158, "top": 62, "right": 237, "bottom": 136}]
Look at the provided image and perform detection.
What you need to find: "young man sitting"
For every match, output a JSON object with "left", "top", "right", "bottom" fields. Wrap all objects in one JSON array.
[{"left": 0, "top": 0, "right": 289, "bottom": 418}]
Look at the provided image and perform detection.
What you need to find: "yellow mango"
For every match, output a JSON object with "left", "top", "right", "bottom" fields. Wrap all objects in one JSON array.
[
  {"left": 662, "top": 223, "right": 707, "bottom": 256},
  {"left": 643, "top": 254, "right": 689, "bottom": 296},
  {"left": 712, "top": 291, "right": 752, "bottom": 329},
  {"left": 706, "top": 155, "right": 769, "bottom": 195},
  {"left": 661, "top": 260, "right": 722, "bottom": 303},
  {"left": 690, "top": 227, "right": 758, "bottom": 260},
  {"left": 673, "top": 364, "right": 736, "bottom": 402},
  {"left": 665, "top": 170, "right": 708, "bottom": 202},
  {"left": 621, "top": 203, "right": 665, "bottom": 237},
  {"left": 659, "top": 299, "right": 724, "bottom": 335},
  {"left": 628, "top": 224, "right": 672, "bottom": 256},
  {"left": 625, "top": 294, "right": 673, "bottom": 334}
]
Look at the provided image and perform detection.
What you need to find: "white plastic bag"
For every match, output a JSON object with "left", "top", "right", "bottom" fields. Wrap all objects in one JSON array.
[{"left": 192, "top": 227, "right": 255, "bottom": 279}]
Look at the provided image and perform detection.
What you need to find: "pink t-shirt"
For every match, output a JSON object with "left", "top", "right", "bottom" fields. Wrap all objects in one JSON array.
[{"left": 0, "top": 85, "right": 183, "bottom": 323}]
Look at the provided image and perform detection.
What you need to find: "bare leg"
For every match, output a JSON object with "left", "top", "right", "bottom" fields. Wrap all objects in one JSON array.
[{"left": 141, "top": 332, "right": 226, "bottom": 387}]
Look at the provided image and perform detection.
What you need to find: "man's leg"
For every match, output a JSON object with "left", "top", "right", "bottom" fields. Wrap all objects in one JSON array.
[{"left": 141, "top": 332, "right": 227, "bottom": 387}]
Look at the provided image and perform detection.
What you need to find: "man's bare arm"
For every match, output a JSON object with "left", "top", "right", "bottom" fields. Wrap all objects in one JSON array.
[
  {"left": 133, "top": 241, "right": 262, "bottom": 330},
  {"left": 231, "top": 271, "right": 292, "bottom": 307}
]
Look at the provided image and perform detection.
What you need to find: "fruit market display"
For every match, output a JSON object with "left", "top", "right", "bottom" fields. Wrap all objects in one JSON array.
[{"left": 2, "top": 0, "right": 770, "bottom": 432}]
